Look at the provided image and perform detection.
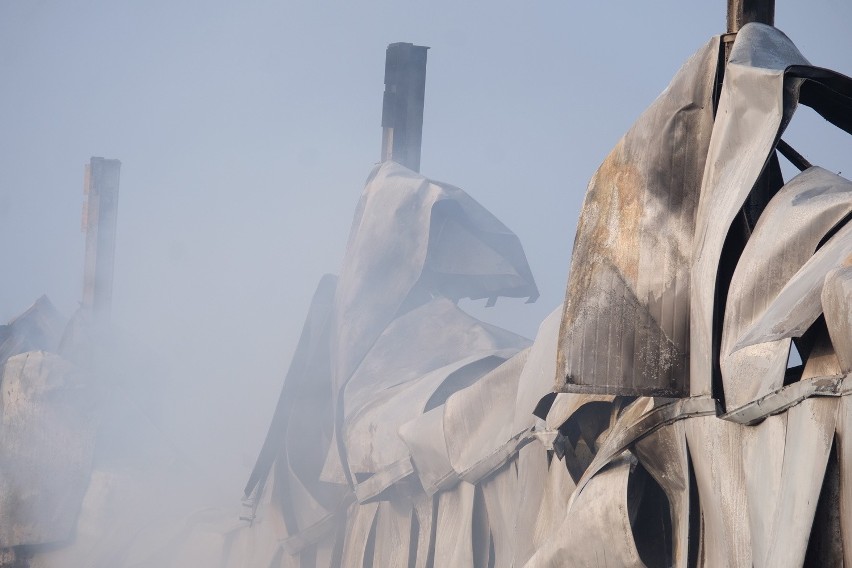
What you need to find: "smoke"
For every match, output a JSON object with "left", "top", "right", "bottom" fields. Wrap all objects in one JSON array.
[{"left": 1, "top": 1, "right": 851, "bottom": 566}]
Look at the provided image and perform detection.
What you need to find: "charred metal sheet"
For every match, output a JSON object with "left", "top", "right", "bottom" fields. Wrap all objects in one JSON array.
[
  {"left": 734, "top": 219, "right": 852, "bottom": 349},
  {"left": 835, "top": 396, "right": 852, "bottom": 567},
  {"left": 684, "top": 415, "right": 750, "bottom": 566},
  {"left": 721, "top": 374, "right": 845, "bottom": 425},
  {"left": 339, "top": 500, "right": 379, "bottom": 567},
  {"left": 513, "top": 440, "right": 576, "bottom": 566},
  {"left": 0, "top": 352, "right": 97, "bottom": 548},
  {"left": 512, "top": 443, "right": 548, "bottom": 565},
  {"left": 573, "top": 397, "right": 718, "bottom": 497},
  {"left": 684, "top": 399, "right": 836, "bottom": 568},
  {"left": 0, "top": 295, "right": 66, "bottom": 366},
  {"left": 327, "top": 161, "right": 536, "bottom": 505},
  {"left": 346, "top": 348, "right": 515, "bottom": 502},
  {"left": 331, "top": 161, "right": 537, "bottom": 398},
  {"left": 527, "top": 459, "right": 645, "bottom": 567},
  {"left": 742, "top": 397, "right": 837, "bottom": 568},
  {"left": 244, "top": 275, "right": 335, "bottom": 499},
  {"left": 545, "top": 395, "right": 620, "bottom": 483},
  {"left": 411, "top": 492, "right": 436, "bottom": 568},
  {"left": 242, "top": 274, "right": 350, "bottom": 556},
  {"left": 512, "top": 305, "right": 562, "bottom": 434},
  {"left": 543, "top": 392, "right": 615, "bottom": 431},
  {"left": 479, "top": 460, "right": 518, "bottom": 568},
  {"left": 633, "top": 420, "right": 690, "bottom": 568},
  {"left": 398, "top": 406, "right": 458, "bottom": 497},
  {"left": 223, "top": 21, "right": 852, "bottom": 568},
  {"left": 721, "top": 168, "right": 852, "bottom": 410},
  {"left": 414, "top": 306, "right": 567, "bottom": 489},
  {"left": 342, "top": 298, "right": 524, "bottom": 500},
  {"left": 556, "top": 37, "right": 720, "bottom": 397},
  {"left": 342, "top": 298, "right": 527, "bottom": 500},
  {"left": 432, "top": 481, "right": 477, "bottom": 566},
  {"left": 373, "top": 499, "right": 413, "bottom": 567},
  {"left": 691, "top": 23, "right": 810, "bottom": 397},
  {"left": 238, "top": 159, "right": 540, "bottom": 565},
  {"left": 691, "top": 23, "right": 852, "bottom": 396},
  {"left": 823, "top": 267, "right": 852, "bottom": 373},
  {"left": 443, "top": 350, "right": 529, "bottom": 482},
  {"left": 343, "top": 303, "right": 523, "bottom": 420}
]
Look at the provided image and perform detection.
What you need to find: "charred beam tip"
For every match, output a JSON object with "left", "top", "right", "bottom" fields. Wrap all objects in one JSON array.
[
  {"left": 777, "top": 139, "right": 813, "bottom": 172},
  {"left": 82, "top": 157, "right": 121, "bottom": 323},
  {"left": 726, "top": 0, "right": 775, "bottom": 34},
  {"left": 381, "top": 42, "right": 429, "bottom": 172}
]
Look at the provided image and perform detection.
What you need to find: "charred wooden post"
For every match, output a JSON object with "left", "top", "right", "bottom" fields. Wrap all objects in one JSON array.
[
  {"left": 381, "top": 42, "right": 429, "bottom": 172},
  {"left": 81, "top": 157, "right": 121, "bottom": 323}
]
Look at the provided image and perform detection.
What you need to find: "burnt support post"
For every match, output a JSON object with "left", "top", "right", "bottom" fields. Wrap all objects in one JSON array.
[
  {"left": 724, "top": 0, "right": 775, "bottom": 61},
  {"left": 727, "top": 0, "right": 775, "bottom": 33},
  {"left": 81, "top": 157, "right": 121, "bottom": 322},
  {"left": 381, "top": 42, "right": 429, "bottom": 172}
]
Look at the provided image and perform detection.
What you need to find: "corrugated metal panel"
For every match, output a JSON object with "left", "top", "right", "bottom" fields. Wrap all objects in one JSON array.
[{"left": 556, "top": 37, "right": 721, "bottom": 397}]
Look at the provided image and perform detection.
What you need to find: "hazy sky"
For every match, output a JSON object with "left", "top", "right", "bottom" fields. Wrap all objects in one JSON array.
[{"left": 2, "top": 0, "right": 851, "bottom": 498}]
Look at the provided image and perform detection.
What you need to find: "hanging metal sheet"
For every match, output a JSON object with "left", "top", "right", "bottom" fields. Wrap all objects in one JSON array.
[
  {"left": 721, "top": 168, "right": 852, "bottom": 410},
  {"left": 690, "top": 23, "right": 852, "bottom": 397},
  {"left": 556, "top": 37, "right": 720, "bottom": 397},
  {"left": 734, "top": 220, "right": 852, "bottom": 349}
]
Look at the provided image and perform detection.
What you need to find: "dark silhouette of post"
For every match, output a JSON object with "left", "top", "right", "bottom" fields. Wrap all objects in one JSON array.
[
  {"left": 727, "top": 0, "right": 775, "bottom": 33},
  {"left": 381, "top": 43, "right": 429, "bottom": 172},
  {"left": 81, "top": 157, "right": 121, "bottom": 322}
]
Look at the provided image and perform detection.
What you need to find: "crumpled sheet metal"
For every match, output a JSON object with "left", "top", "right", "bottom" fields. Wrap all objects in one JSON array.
[
  {"left": 399, "top": 406, "right": 458, "bottom": 496},
  {"left": 685, "top": 397, "right": 838, "bottom": 568},
  {"left": 242, "top": 274, "right": 348, "bottom": 559},
  {"left": 823, "top": 267, "right": 852, "bottom": 373},
  {"left": 346, "top": 348, "right": 502, "bottom": 502},
  {"left": 479, "top": 461, "right": 519, "bottom": 568},
  {"left": 527, "top": 458, "right": 645, "bottom": 568},
  {"left": 372, "top": 499, "right": 413, "bottom": 568},
  {"left": 398, "top": 306, "right": 563, "bottom": 500},
  {"left": 690, "top": 23, "right": 852, "bottom": 397},
  {"left": 543, "top": 392, "right": 615, "bottom": 432},
  {"left": 633, "top": 417, "right": 690, "bottom": 568},
  {"left": 512, "top": 305, "right": 563, "bottom": 434},
  {"left": 321, "top": 161, "right": 537, "bottom": 497},
  {"left": 0, "top": 351, "right": 97, "bottom": 548},
  {"left": 512, "top": 440, "right": 576, "bottom": 567},
  {"left": 734, "top": 220, "right": 852, "bottom": 350},
  {"left": 0, "top": 295, "right": 66, "bottom": 367},
  {"left": 330, "top": 161, "right": 538, "bottom": 396},
  {"left": 720, "top": 373, "right": 846, "bottom": 425},
  {"left": 556, "top": 36, "right": 720, "bottom": 397},
  {"left": 572, "top": 397, "right": 718, "bottom": 498},
  {"left": 443, "top": 350, "right": 530, "bottom": 483},
  {"left": 721, "top": 167, "right": 852, "bottom": 410},
  {"left": 236, "top": 160, "right": 542, "bottom": 567},
  {"left": 836, "top": 395, "right": 852, "bottom": 567},
  {"left": 742, "top": 397, "right": 837, "bottom": 568},
  {"left": 220, "top": 24, "right": 852, "bottom": 568},
  {"left": 340, "top": 500, "right": 380, "bottom": 568},
  {"left": 342, "top": 297, "right": 527, "bottom": 501}
]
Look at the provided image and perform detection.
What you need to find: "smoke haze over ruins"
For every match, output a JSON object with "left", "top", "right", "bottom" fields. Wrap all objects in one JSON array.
[{"left": 2, "top": 2, "right": 852, "bottom": 564}]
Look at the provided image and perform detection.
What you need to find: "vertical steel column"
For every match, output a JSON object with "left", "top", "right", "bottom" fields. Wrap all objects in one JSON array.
[
  {"left": 727, "top": 0, "right": 775, "bottom": 33},
  {"left": 381, "top": 43, "right": 429, "bottom": 172},
  {"left": 81, "top": 157, "right": 121, "bottom": 322}
]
